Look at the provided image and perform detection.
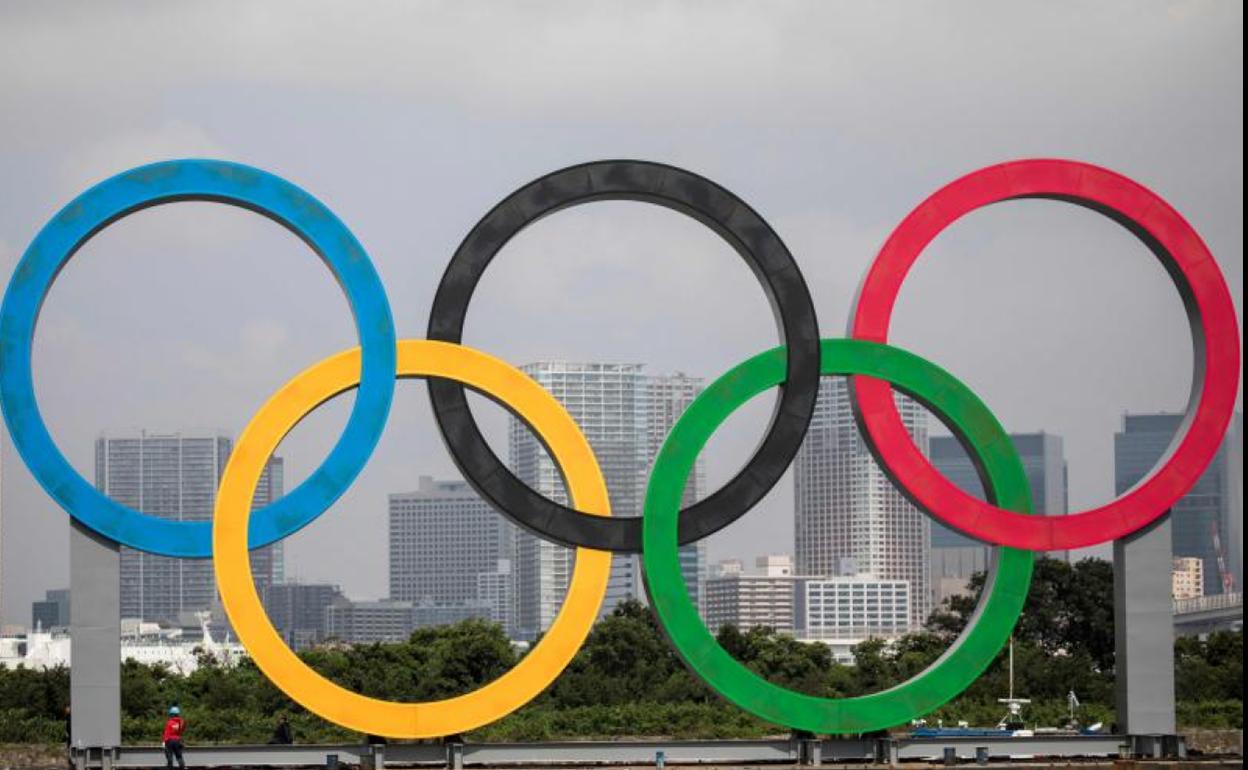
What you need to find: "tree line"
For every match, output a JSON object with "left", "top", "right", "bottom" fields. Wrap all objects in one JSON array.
[{"left": 0, "top": 558, "right": 1241, "bottom": 743}]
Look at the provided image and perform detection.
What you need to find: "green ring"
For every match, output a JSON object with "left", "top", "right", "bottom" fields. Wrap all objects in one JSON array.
[{"left": 641, "top": 339, "right": 1035, "bottom": 734}]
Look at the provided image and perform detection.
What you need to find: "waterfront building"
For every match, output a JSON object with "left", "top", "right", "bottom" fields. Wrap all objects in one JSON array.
[
  {"left": 97, "top": 432, "right": 284, "bottom": 624},
  {"left": 323, "top": 598, "right": 415, "bottom": 644},
  {"left": 795, "top": 575, "right": 912, "bottom": 640},
  {"left": 1115, "top": 412, "right": 1243, "bottom": 595},
  {"left": 794, "top": 378, "right": 931, "bottom": 629},
  {"left": 704, "top": 555, "right": 799, "bottom": 634}
]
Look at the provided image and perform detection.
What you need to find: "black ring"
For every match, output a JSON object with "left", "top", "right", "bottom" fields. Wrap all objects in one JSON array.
[{"left": 427, "top": 160, "right": 820, "bottom": 552}]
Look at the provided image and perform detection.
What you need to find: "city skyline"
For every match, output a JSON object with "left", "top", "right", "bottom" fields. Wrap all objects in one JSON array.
[
  {"left": 6, "top": 397, "right": 1245, "bottom": 632},
  {"left": 5, "top": 388, "right": 1244, "bottom": 631}
]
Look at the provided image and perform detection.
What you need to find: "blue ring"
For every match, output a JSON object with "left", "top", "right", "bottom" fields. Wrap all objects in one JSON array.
[{"left": 0, "top": 160, "right": 396, "bottom": 557}]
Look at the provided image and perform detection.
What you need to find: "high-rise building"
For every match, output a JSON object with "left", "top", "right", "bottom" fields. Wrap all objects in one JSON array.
[
  {"left": 32, "top": 588, "right": 71, "bottom": 631},
  {"left": 509, "top": 363, "right": 706, "bottom": 639},
  {"left": 647, "top": 373, "right": 708, "bottom": 615},
  {"left": 97, "top": 432, "right": 284, "bottom": 624},
  {"left": 1115, "top": 412, "right": 1243, "bottom": 596},
  {"left": 794, "top": 379, "right": 931, "bottom": 629},
  {"left": 927, "top": 432, "right": 1069, "bottom": 605},
  {"left": 261, "top": 582, "right": 343, "bottom": 650},
  {"left": 929, "top": 432, "right": 1069, "bottom": 551},
  {"left": 388, "top": 476, "right": 515, "bottom": 634}
]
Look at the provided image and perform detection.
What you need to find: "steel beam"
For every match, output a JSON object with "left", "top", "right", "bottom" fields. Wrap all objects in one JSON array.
[
  {"left": 97, "top": 735, "right": 1154, "bottom": 768},
  {"left": 106, "top": 743, "right": 445, "bottom": 768},
  {"left": 460, "top": 738, "right": 797, "bottom": 765},
  {"left": 890, "top": 734, "right": 1126, "bottom": 761}
]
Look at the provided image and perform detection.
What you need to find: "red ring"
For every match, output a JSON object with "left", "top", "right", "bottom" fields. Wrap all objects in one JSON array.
[{"left": 850, "top": 159, "right": 1241, "bottom": 551}]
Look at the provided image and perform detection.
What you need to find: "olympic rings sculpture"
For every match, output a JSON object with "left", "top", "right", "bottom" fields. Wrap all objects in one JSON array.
[{"left": 1, "top": 158, "right": 1238, "bottom": 737}]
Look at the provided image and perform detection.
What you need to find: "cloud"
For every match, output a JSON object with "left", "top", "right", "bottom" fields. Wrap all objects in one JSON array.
[{"left": 54, "top": 120, "right": 231, "bottom": 197}]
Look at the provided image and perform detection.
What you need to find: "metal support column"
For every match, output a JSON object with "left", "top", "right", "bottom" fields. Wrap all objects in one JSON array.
[
  {"left": 1114, "top": 512, "right": 1176, "bottom": 746},
  {"left": 804, "top": 738, "right": 822, "bottom": 765},
  {"left": 70, "top": 519, "right": 121, "bottom": 752},
  {"left": 874, "top": 737, "right": 898, "bottom": 765}
]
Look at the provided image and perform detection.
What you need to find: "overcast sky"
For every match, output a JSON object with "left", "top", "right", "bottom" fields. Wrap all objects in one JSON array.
[{"left": 0, "top": 1, "right": 1241, "bottom": 627}]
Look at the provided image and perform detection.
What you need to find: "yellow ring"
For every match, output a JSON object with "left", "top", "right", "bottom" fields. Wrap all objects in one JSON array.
[{"left": 213, "top": 339, "right": 611, "bottom": 737}]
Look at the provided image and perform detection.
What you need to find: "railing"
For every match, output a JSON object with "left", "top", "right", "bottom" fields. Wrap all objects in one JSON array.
[{"left": 1174, "top": 591, "right": 1243, "bottom": 615}]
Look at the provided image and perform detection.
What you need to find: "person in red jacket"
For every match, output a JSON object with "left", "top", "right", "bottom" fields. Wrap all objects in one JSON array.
[{"left": 162, "top": 707, "right": 186, "bottom": 770}]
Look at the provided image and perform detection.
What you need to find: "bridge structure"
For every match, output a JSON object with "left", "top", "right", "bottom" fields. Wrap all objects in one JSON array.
[{"left": 1174, "top": 592, "right": 1244, "bottom": 636}]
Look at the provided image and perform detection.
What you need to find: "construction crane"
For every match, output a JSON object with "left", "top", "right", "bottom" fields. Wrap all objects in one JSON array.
[{"left": 1211, "top": 520, "right": 1235, "bottom": 593}]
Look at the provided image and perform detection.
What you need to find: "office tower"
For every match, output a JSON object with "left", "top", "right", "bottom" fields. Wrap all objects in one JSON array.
[
  {"left": 1115, "top": 412, "right": 1243, "bottom": 596},
  {"left": 509, "top": 363, "right": 706, "bottom": 639},
  {"left": 927, "top": 432, "right": 1069, "bottom": 604},
  {"left": 647, "top": 373, "right": 708, "bottom": 616},
  {"left": 704, "top": 555, "right": 799, "bottom": 634},
  {"left": 32, "top": 588, "right": 71, "bottom": 631},
  {"left": 261, "top": 582, "right": 343, "bottom": 650},
  {"left": 324, "top": 598, "right": 415, "bottom": 644},
  {"left": 929, "top": 432, "right": 1069, "bottom": 550},
  {"left": 97, "top": 432, "right": 284, "bottom": 624},
  {"left": 388, "top": 476, "right": 515, "bottom": 634},
  {"left": 794, "top": 378, "right": 931, "bottom": 630}
]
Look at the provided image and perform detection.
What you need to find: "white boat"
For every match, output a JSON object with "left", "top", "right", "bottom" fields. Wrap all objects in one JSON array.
[{"left": 0, "top": 612, "right": 244, "bottom": 674}]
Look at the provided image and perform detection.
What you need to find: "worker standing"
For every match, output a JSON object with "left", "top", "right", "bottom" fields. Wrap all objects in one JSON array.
[{"left": 162, "top": 706, "right": 186, "bottom": 770}]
